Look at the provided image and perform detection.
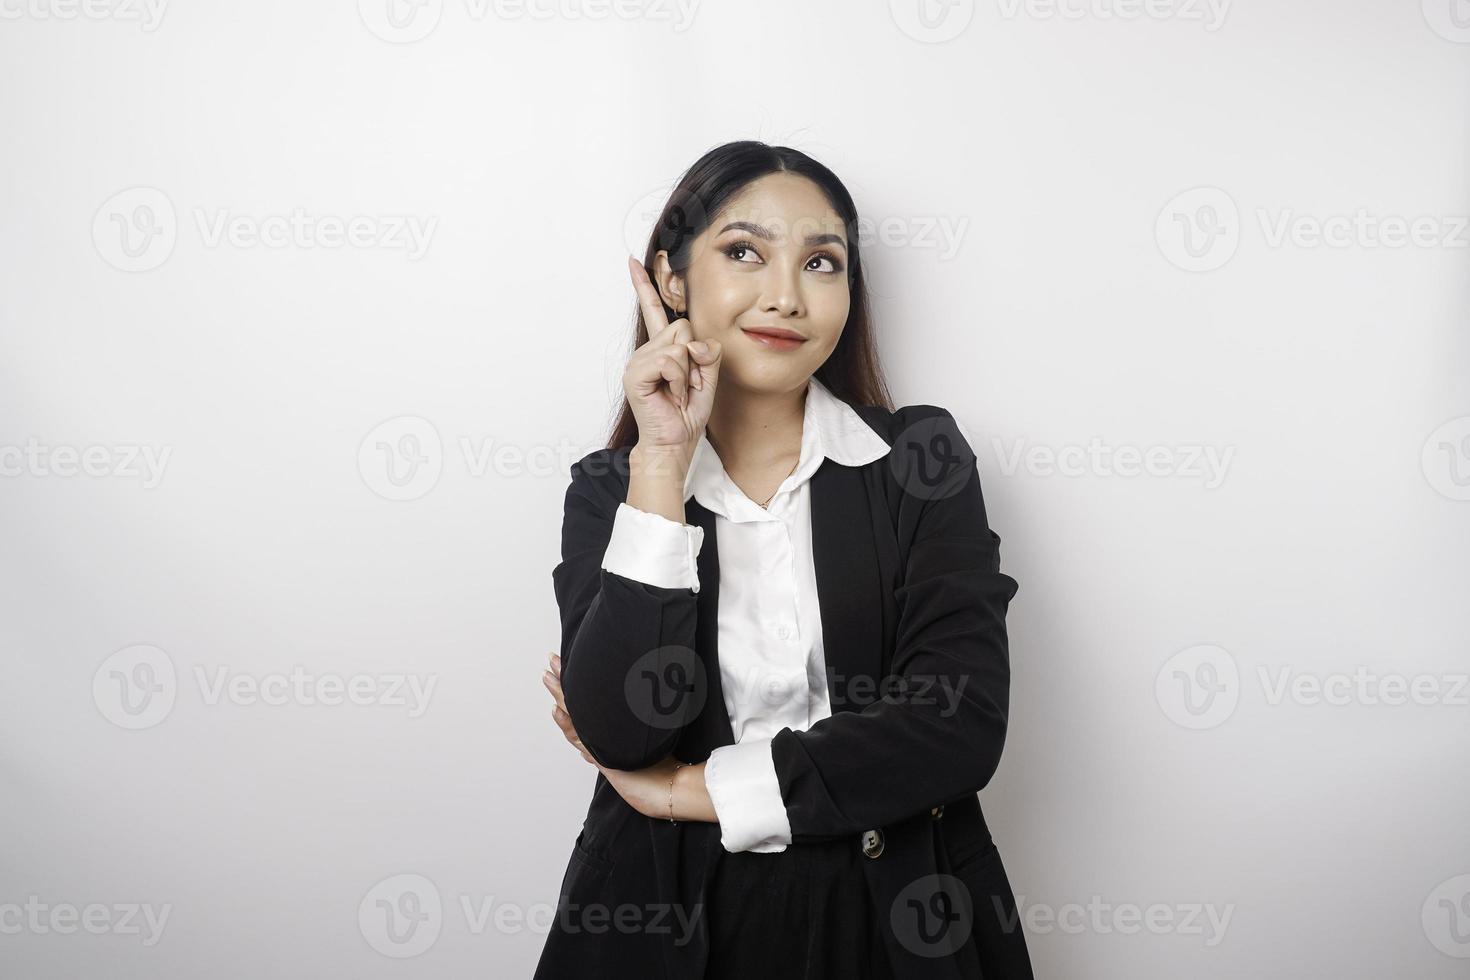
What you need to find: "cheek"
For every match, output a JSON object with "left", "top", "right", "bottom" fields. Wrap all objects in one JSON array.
[
  {"left": 812, "top": 293, "right": 851, "bottom": 344},
  {"left": 694, "top": 279, "right": 757, "bottom": 326}
]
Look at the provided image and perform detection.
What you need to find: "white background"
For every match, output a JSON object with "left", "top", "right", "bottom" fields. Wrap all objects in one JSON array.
[{"left": 2, "top": 1, "right": 1468, "bottom": 977}]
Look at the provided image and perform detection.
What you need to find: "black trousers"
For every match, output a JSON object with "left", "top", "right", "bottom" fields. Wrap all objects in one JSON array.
[{"left": 703, "top": 835, "right": 894, "bottom": 980}]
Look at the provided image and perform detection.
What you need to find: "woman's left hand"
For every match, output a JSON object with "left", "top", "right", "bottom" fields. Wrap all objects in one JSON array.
[{"left": 542, "top": 652, "right": 687, "bottom": 819}]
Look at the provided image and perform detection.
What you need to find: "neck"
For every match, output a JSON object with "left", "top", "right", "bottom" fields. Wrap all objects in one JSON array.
[{"left": 705, "top": 377, "right": 809, "bottom": 470}]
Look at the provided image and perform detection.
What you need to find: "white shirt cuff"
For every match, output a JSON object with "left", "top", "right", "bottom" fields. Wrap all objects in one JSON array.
[
  {"left": 600, "top": 502, "right": 704, "bottom": 593},
  {"left": 705, "top": 736, "right": 791, "bottom": 853}
]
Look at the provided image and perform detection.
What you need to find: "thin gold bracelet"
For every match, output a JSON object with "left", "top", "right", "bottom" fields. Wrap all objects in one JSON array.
[{"left": 668, "top": 762, "right": 690, "bottom": 823}]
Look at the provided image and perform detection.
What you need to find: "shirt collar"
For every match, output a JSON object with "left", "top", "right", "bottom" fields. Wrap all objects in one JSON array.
[{"left": 683, "top": 375, "right": 891, "bottom": 520}]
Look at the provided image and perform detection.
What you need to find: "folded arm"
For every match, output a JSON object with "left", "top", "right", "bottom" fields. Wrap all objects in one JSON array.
[{"left": 551, "top": 451, "right": 705, "bottom": 771}]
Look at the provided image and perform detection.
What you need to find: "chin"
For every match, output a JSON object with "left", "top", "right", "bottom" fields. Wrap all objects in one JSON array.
[{"left": 723, "top": 363, "right": 816, "bottom": 395}]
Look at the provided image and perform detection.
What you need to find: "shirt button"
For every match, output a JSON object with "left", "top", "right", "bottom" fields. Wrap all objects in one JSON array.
[{"left": 777, "top": 625, "right": 791, "bottom": 640}]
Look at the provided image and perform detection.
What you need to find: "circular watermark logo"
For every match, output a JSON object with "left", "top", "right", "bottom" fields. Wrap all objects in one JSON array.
[
  {"left": 358, "top": 0, "right": 443, "bottom": 42},
  {"left": 1422, "top": 0, "right": 1470, "bottom": 42},
  {"left": 93, "top": 187, "right": 177, "bottom": 272},
  {"left": 889, "top": 412, "right": 979, "bottom": 503},
  {"left": 890, "top": 0, "right": 975, "bottom": 43},
  {"left": 622, "top": 183, "right": 711, "bottom": 271},
  {"left": 1422, "top": 873, "right": 1470, "bottom": 957},
  {"left": 1421, "top": 416, "right": 1470, "bottom": 501},
  {"left": 1155, "top": 643, "right": 1239, "bottom": 729},
  {"left": 93, "top": 644, "right": 177, "bottom": 730},
  {"left": 891, "top": 873, "right": 975, "bottom": 957},
  {"left": 624, "top": 645, "right": 707, "bottom": 730},
  {"left": 359, "top": 873, "right": 443, "bottom": 957},
  {"left": 1156, "top": 186, "right": 1239, "bottom": 272},
  {"left": 358, "top": 416, "right": 443, "bottom": 501},
  {"left": 623, "top": 185, "right": 674, "bottom": 261}
]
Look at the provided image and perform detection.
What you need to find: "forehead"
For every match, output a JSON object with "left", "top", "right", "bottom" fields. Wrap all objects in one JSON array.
[{"left": 710, "top": 173, "right": 847, "bottom": 245}]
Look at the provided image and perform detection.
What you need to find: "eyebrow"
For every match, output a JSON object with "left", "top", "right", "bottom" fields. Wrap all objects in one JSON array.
[{"left": 717, "top": 220, "right": 847, "bottom": 250}]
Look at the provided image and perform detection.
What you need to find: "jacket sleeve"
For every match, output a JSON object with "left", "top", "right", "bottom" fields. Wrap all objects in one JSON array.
[
  {"left": 551, "top": 450, "right": 704, "bottom": 771},
  {"left": 770, "top": 407, "right": 1020, "bottom": 839}
]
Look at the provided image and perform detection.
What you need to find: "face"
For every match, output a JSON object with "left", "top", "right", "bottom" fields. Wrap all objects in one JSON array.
[{"left": 653, "top": 172, "right": 851, "bottom": 395}]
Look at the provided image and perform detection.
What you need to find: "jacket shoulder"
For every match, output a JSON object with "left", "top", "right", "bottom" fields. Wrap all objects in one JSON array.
[
  {"left": 852, "top": 402, "right": 966, "bottom": 449},
  {"left": 893, "top": 402, "right": 959, "bottom": 426}
]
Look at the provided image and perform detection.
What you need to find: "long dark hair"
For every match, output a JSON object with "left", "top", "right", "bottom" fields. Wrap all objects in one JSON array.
[{"left": 606, "top": 140, "right": 893, "bottom": 450}]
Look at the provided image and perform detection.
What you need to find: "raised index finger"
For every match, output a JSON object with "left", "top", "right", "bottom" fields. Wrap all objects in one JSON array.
[{"left": 627, "top": 255, "right": 672, "bottom": 339}]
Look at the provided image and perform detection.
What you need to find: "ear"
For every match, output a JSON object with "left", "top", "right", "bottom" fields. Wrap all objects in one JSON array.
[{"left": 651, "top": 250, "right": 687, "bottom": 317}]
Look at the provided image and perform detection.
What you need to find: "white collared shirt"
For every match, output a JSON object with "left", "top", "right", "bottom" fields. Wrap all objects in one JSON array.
[{"left": 599, "top": 375, "right": 892, "bottom": 853}]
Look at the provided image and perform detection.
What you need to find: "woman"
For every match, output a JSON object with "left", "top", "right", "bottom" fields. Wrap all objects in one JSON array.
[{"left": 535, "top": 141, "right": 1033, "bottom": 979}]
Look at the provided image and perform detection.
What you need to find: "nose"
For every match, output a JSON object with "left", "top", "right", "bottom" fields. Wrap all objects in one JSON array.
[{"left": 758, "top": 261, "right": 804, "bottom": 318}]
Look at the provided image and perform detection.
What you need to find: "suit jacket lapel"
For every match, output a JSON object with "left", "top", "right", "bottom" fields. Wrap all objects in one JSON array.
[
  {"left": 684, "top": 497, "right": 736, "bottom": 752},
  {"left": 810, "top": 457, "right": 885, "bottom": 715}
]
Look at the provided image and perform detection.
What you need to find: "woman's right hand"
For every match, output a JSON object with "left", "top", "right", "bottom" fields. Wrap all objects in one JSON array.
[{"left": 623, "top": 256, "right": 722, "bottom": 456}]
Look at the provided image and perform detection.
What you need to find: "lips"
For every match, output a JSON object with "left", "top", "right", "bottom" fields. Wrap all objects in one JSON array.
[
  {"left": 741, "top": 327, "right": 808, "bottom": 352},
  {"left": 741, "top": 326, "right": 807, "bottom": 342}
]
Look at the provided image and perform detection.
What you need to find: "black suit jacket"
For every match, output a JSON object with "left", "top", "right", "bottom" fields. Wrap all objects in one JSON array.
[{"left": 534, "top": 401, "right": 1033, "bottom": 980}]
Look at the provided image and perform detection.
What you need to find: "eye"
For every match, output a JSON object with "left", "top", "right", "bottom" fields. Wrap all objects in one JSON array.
[
  {"left": 723, "top": 239, "right": 763, "bottom": 264},
  {"left": 808, "top": 252, "right": 844, "bottom": 274}
]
